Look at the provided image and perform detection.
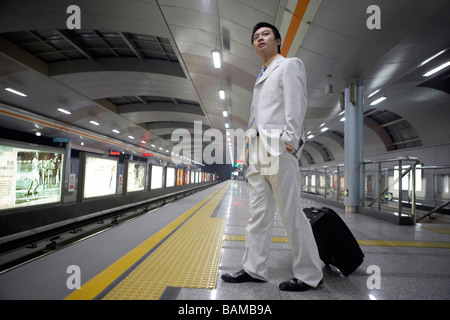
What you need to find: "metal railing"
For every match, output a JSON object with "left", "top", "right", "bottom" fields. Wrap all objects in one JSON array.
[{"left": 300, "top": 157, "right": 450, "bottom": 224}]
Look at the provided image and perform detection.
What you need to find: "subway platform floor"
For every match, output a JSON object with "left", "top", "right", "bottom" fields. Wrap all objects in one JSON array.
[
  {"left": 171, "top": 180, "right": 450, "bottom": 301},
  {"left": 0, "top": 180, "right": 449, "bottom": 301}
]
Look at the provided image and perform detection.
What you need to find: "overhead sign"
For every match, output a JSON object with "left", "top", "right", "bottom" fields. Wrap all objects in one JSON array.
[{"left": 53, "top": 137, "right": 71, "bottom": 143}]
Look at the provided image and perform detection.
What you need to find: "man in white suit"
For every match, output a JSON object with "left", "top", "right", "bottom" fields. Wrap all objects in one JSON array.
[{"left": 222, "top": 22, "right": 323, "bottom": 291}]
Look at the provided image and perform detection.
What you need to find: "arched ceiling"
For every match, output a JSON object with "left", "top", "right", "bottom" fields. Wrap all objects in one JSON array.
[{"left": 0, "top": 0, "right": 449, "bottom": 166}]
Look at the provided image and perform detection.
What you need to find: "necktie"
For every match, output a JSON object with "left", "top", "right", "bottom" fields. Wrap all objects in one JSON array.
[{"left": 247, "top": 66, "right": 267, "bottom": 137}]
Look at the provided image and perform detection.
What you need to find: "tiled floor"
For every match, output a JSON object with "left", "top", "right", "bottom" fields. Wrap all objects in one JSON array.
[{"left": 176, "top": 180, "right": 450, "bottom": 300}]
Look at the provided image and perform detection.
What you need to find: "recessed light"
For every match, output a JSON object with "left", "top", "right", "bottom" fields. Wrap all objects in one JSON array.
[
  {"left": 420, "top": 50, "right": 446, "bottom": 67},
  {"left": 90, "top": 120, "right": 100, "bottom": 126},
  {"left": 321, "top": 127, "right": 328, "bottom": 132},
  {"left": 112, "top": 129, "right": 120, "bottom": 134},
  {"left": 367, "top": 90, "right": 380, "bottom": 98},
  {"left": 423, "top": 61, "right": 450, "bottom": 77},
  {"left": 35, "top": 131, "right": 42, "bottom": 136},
  {"left": 5, "top": 87, "right": 27, "bottom": 97},
  {"left": 57, "top": 108, "right": 71, "bottom": 115},
  {"left": 370, "top": 96, "right": 387, "bottom": 106},
  {"left": 128, "top": 135, "right": 134, "bottom": 139}
]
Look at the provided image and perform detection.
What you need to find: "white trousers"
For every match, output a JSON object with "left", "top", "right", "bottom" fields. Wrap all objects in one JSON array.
[{"left": 243, "top": 136, "right": 323, "bottom": 287}]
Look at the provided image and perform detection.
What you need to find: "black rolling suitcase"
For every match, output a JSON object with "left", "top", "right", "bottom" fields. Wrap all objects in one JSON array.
[{"left": 303, "top": 207, "right": 364, "bottom": 276}]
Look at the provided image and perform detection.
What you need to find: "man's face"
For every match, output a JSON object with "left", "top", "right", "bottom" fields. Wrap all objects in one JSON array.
[{"left": 252, "top": 27, "right": 280, "bottom": 57}]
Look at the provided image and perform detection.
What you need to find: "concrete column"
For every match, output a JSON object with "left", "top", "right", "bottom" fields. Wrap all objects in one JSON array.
[{"left": 344, "top": 77, "right": 364, "bottom": 213}]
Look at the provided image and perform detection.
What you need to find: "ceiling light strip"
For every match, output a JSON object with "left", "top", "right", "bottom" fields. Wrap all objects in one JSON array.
[{"left": 0, "top": 106, "right": 172, "bottom": 161}]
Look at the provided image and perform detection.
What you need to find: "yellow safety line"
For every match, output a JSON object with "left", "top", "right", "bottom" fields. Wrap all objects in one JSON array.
[
  {"left": 65, "top": 182, "right": 230, "bottom": 300},
  {"left": 223, "top": 234, "right": 450, "bottom": 249}
]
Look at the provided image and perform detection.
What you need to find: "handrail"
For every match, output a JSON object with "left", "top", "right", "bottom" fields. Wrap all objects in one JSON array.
[
  {"left": 367, "top": 158, "right": 420, "bottom": 209},
  {"left": 363, "top": 156, "right": 420, "bottom": 165},
  {"left": 416, "top": 201, "right": 450, "bottom": 222}
]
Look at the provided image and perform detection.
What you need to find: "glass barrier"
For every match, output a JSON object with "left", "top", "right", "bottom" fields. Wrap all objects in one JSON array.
[{"left": 300, "top": 157, "right": 450, "bottom": 224}]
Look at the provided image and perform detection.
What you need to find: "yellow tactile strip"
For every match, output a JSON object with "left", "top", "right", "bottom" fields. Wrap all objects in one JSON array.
[
  {"left": 65, "top": 182, "right": 230, "bottom": 300},
  {"left": 223, "top": 235, "right": 450, "bottom": 249},
  {"left": 102, "top": 182, "right": 230, "bottom": 300}
]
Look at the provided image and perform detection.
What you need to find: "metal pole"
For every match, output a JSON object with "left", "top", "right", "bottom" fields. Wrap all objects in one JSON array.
[
  {"left": 398, "top": 159, "right": 403, "bottom": 223},
  {"left": 337, "top": 166, "right": 340, "bottom": 202},
  {"left": 377, "top": 162, "right": 382, "bottom": 211},
  {"left": 411, "top": 163, "right": 416, "bottom": 223}
]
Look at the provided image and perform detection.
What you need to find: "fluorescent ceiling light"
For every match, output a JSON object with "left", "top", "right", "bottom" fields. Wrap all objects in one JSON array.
[
  {"left": 307, "top": 134, "right": 314, "bottom": 139},
  {"left": 35, "top": 131, "right": 42, "bottom": 136},
  {"left": 112, "top": 129, "right": 120, "bottom": 134},
  {"left": 5, "top": 87, "right": 27, "bottom": 97},
  {"left": 57, "top": 108, "right": 71, "bottom": 115},
  {"left": 219, "top": 90, "right": 225, "bottom": 100},
  {"left": 222, "top": 110, "right": 228, "bottom": 117},
  {"left": 141, "top": 140, "right": 146, "bottom": 144},
  {"left": 368, "top": 89, "right": 380, "bottom": 98},
  {"left": 370, "top": 96, "right": 387, "bottom": 106},
  {"left": 211, "top": 50, "right": 221, "bottom": 69},
  {"left": 320, "top": 127, "right": 328, "bottom": 132},
  {"left": 423, "top": 61, "right": 450, "bottom": 77},
  {"left": 90, "top": 120, "right": 100, "bottom": 126},
  {"left": 128, "top": 135, "right": 134, "bottom": 139},
  {"left": 420, "top": 50, "right": 446, "bottom": 66},
  {"left": 225, "top": 123, "right": 229, "bottom": 128},
  {"left": 320, "top": 123, "right": 325, "bottom": 127},
  {"left": 340, "top": 117, "right": 345, "bottom": 122}
]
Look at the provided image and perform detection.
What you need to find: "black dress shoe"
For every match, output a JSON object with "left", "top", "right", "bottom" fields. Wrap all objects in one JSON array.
[
  {"left": 221, "top": 269, "right": 265, "bottom": 283},
  {"left": 279, "top": 278, "right": 323, "bottom": 292}
]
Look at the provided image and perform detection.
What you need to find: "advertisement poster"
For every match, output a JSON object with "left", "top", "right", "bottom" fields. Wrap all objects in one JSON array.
[
  {"left": 0, "top": 144, "right": 63, "bottom": 210},
  {"left": 127, "top": 161, "right": 146, "bottom": 192},
  {"left": 184, "top": 170, "right": 190, "bottom": 185},
  {"left": 151, "top": 165, "right": 163, "bottom": 189},
  {"left": 177, "top": 169, "right": 183, "bottom": 186},
  {"left": 83, "top": 156, "right": 117, "bottom": 198}
]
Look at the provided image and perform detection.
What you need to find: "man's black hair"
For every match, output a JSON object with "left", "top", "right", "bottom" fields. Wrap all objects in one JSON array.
[{"left": 251, "top": 22, "right": 281, "bottom": 54}]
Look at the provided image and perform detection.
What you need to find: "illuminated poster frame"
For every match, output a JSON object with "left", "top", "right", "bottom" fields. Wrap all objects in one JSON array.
[
  {"left": 166, "top": 167, "right": 175, "bottom": 187},
  {"left": 82, "top": 153, "right": 118, "bottom": 199},
  {"left": 185, "top": 170, "right": 190, "bottom": 185},
  {"left": 0, "top": 142, "right": 64, "bottom": 210},
  {"left": 151, "top": 165, "right": 163, "bottom": 189},
  {"left": 126, "top": 160, "right": 146, "bottom": 193},
  {"left": 177, "top": 168, "right": 183, "bottom": 186}
]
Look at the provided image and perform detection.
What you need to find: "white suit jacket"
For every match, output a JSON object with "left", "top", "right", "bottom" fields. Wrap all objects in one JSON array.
[{"left": 251, "top": 55, "right": 307, "bottom": 158}]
